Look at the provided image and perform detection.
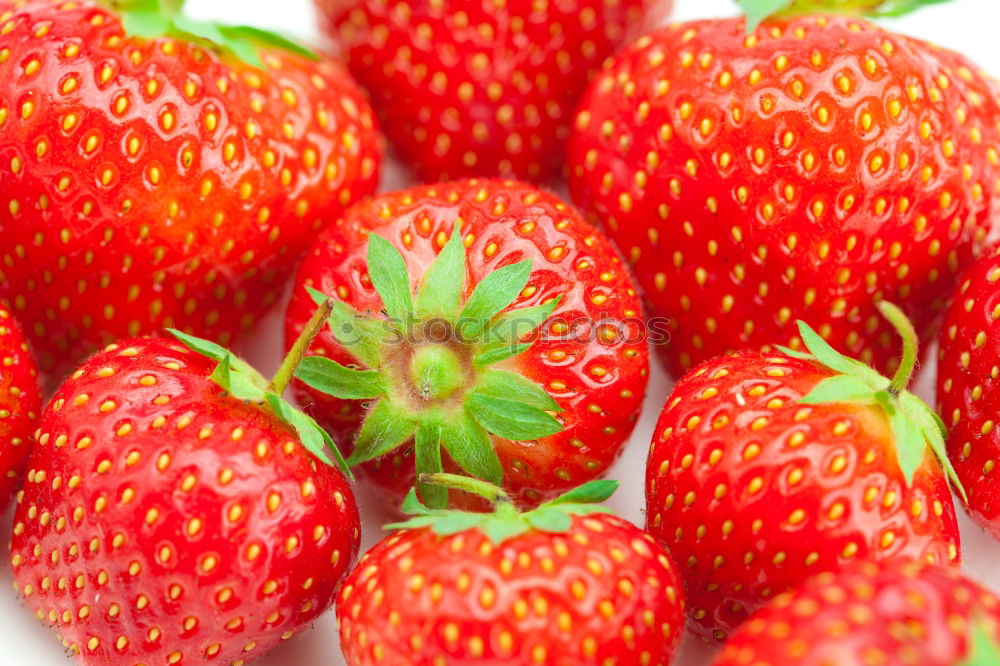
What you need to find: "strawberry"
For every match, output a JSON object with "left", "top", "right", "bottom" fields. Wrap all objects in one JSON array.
[
  {"left": 336, "top": 474, "right": 686, "bottom": 666},
  {"left": 0, "top": 0, "right": 381, "bottom": 380},
  {"left": 9, "top": 301, "right": 360, "bottom": 663},
  {"left": 937, "top": 245, "right": 1000, "bottom": 539},
  {"left": 314, "top": 0, "right": 670, "bottom": 182},
  {"left": 567, "top": 14, "right": 997, "bottom": 378},
  {"left": 0, "top": 306, "right": 40, "bottom": 510},
  {"left": 712, "top": 559, "right": 1000, "bottom": 666},
  {"left": 284, "top": 179, "right": 649, "bottom": 510},
  {"left": 645, "top": 302, "right": 963, "bottom": 641}
]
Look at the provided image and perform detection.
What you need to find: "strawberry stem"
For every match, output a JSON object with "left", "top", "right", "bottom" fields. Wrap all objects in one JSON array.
[
  {"left": 269, "top": 298, "right": 335, "bottom": 396},
  {"left": 878, "top": 301, "right": 918, "bottom": 393},
  {"left": 418, "top": 472, "right": 514, "bottom": 507}
]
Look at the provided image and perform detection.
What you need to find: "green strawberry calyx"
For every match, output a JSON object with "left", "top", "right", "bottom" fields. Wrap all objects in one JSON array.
[
  {"left": 168, "top": 298, "right": 351, "bottom": 477},
  {"left": 736, "top": 0, "right": 954, "bottom": 31},
  {"left": 777, "top": 301, "right": 967, "bottom": 502},
  {"left": 294, "top": 224, "right": 566, "bottom": 509},
  {"left": 104, "top": 0, "right": 318, "bottom": 69},
  {"left": 386, "top": 473, "right": 618, "bottom": 545},
  {"left": 963, "top": 617, "right": 1000, "bottom": 666}
]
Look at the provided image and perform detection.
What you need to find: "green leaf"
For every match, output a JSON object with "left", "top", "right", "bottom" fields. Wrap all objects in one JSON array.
[
  {"left": 799, "top": 375, "right": 879, "bottom": 406},
  {"left": 872, "top": 0, "right": 955, "bottom": 17},
  {"left": 414, "top": 226, "right": 466, "bottom": 322},
  {"left": 878, "top": 392, "right": 925, "bottom": 487},
  {"left": 480, "top": 515, "right": 533, "bottom": 544},
  {"left": 458, "top": 260, "right": 533, "bottom": 339},
  {"left": 525, "top": 507, "right": 573, "bottom": 533},
  {"left": 294, "top": 356, "right": 386, "bottom": 400},
  {"left": 217, "top": 24, "right": 319, "bottom": 62},
  {"left": 735, "top": 0, "right": 792, "bottom": 30},
  {"left": 171, "top": 14, "right": 227, "bottom": 45},
  {"left": 546, "top": 479, "right": 619, "bottom": 505},
  {"left": 308, "top": 286, "right": 386, "bottom": 368},
  {"left": 899, "top": 390, "right": 968, "bottom": 502},
  {"left": 414, "top": 421, "right": 447, "bottom": 510},
  {"left": 400, "top": 488, "right": 430, "bottom": 516},
  {"left": 366, "top": 233, "right": 414, "bottom": 329},
  {"left": 466, "top": 391, "right": 563, "bottom": 441},
  {"left": 474, "top": 369, "right": 562, "bottom": 413},
  {"left": 209, "top": 353, "right": 267, "bottom": 402},
  {"left": 796, "top": 321, "right": 864, "bottom": 377},
  {"left": 427, "top": 513, "right": 487, "bottom": 535},
  {"left": 774, "top": 345, "right": 814, "bottom": 361},
  {"left": 440, "top": 411, "right": 503, "bottom": 485},
  {"left": 474, "top": 343, "right": 532, "bottom": 367},
  {"left": 265, "top": 394, "right": 351, "bottom": 476},
  {"left": 168, "top": 328, "right": 232, "bottom": 362},
  {"left": 347, "top": 399, "right": 417, "bottom": 466},
  {"left": 961, "top": 618, "right": 1000, "bottom": 666},
  {"left": 121, "top": 10, "right": 174, "bottom": 38}
]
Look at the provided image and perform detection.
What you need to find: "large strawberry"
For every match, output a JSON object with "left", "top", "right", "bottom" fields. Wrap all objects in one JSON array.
[
  {"left": 0, "top": 0, "right": 381, "bottom": 379},
  {"left": 567, "top": 14, "right": 997, "bottom": 378},
  {"left": 314, "top": 0, "right": 670, "bottom": 182},
  {"left": 713, "top": 559, "right": 1000, "bottom": 666},
  {"left": 937, "top": 244, "right": 1000, "bottom": 539},
  {"left": 645, "top": 302, "right": 963, "bottom": 641},
  {"left": 10, "top": 301, "right": 360, "bottom": 664},
  {"left": 284, "top": 179, "right": 649, "bottom": 510},
  {"left": 0, "top": 307, "right": 40, "bottom": 510},
  {"left": 337, "top": 474, "right": 686, "bottom": 666}
]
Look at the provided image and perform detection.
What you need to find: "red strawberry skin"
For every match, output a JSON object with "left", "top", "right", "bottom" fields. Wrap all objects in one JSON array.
[
  {"left": 285, "top": 179, "right": 649, "bottom": 508},
  {"left": 10, "top": 338, "right": 360, "bottom": 663},
  {"left": 0, "top": 307, "right": 40, "bottom": 510},
  {"left": 938, "top": 244, "right": 1000, "bottom": 538},
  {"left": 567, "top": 15, "right": 996, "bottom": 378},
  {"left": 337, "top": 514, "right": 686, "bottom": 666},
  {"left": 713, "top": 560, "right": 1000, "bottom": 666},
  {"left": 314, "top": 0, "right": 671, "bottom": 182},
  {"left": 0, "top": 0, "right": 381, "bottom": 379},
  {"left": 645, "top": 350, "right": 960, "bottom": 641}
]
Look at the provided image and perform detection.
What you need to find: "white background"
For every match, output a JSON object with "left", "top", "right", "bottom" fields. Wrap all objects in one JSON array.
[{"left": 2, "top": 1, "right": 1000, "bottom": 665}]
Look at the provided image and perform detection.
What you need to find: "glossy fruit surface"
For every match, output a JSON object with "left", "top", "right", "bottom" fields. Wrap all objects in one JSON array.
[
  {"left": 568, "top": 14, "right": 996, "bottom": 377},
  {"left": 286, "top": 179, "right": 649, "bottom": 508},
  {"left": 0, "top": 307, "right": 40, "bottom": 510},
  {"left": 10, "top": 337, "right": 360, "bottom": 664},
  {"left": 712, "top": 559, "right": 1000, "bottom": 666},
  {"left": 315, "top": 0, "right": 671, "bottom": 182},
  {"left": 646, "top": 333, "right": 961, "bottom": 641},
  {"left": 0, "top": 0, "right": 381, "bottom": 378}
]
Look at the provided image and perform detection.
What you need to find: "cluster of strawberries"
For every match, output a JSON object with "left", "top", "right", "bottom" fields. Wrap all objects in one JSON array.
[{"left": 2, "top": 0, "right": 1000, "bottom": 664}]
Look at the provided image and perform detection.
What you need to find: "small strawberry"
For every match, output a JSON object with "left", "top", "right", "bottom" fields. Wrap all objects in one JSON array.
[
  {"left": 284, "top": 179, "right": 649, "bottom": 509},
  {"left": 0, "top": 0, "right": 381, "bottom": 379},
  {"left": 10, "top": 301, "right": 360, "bottom": 663},
  {"left": 337, "top": 474, "right": 686, "bottom": 666},
  {"left": 0, "top": 307, "right": 40, "bottom": 510},
  {"left": 645, "top": 302, "right": 963, "bottom": 642},
  {"left": 567, "top": 14, "right": 997, "bottom": 378},
  {"left": 937, "top": 245, "right": 1000, "bottom": 539},
  {"left": 314, "top": 0, "right": 670, "bottom": 182},
  {"left": 712, "top": 559, "right": 1000, "bottom": 666}
]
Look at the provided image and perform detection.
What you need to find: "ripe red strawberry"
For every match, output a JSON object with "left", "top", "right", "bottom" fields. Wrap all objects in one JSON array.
[
  {"left": 567, "top": 14, "right": 997, "bottom": 378},
  {"left": 9, "top": 303, "right": 360, "bottom": 663},
  {"left": 937, "top": 245, "right": 1000, "bottom": 539},
  {"left": 0, "top": 307, "right": 40, "bottom": 510},
  {"left": 337, "top": 475, "right": 686, "bottom": 666},
  {"left": 0, "top": 0, "right": 381, "bottom": 380},
  {"left": 284, "top": 179, "right": 649, "bottom": 510},
  {"left": 645, "top": 303, "right": 963, "bottom": 641},
  {"left": 713, "top": 559, "right": 1000, "bottom": 666},
  {"left": 314, "top": 0, "right": 670, "bottom": 182}
]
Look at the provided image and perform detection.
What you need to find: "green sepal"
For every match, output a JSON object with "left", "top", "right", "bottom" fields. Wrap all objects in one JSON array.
[
  {"left": 441, "top": 411, "right": 503, "bottom": 485},
  {"left": 266, "top": 393, "right": 352, "bottom": 477},
  {"left": 962, "top": 618, "right": 1000, "bottom": 666},
  {"left": 799, "top": 374, "right": 881, "bottom": 406},
  {"left": 308, "top": 286, "right": 386, "bottom": 368},
  {"left": 898, "top": 390, "right": 968, "bottom": 502},
  {"left": 474, "top": 369, "right": 562, "bottom": 413},
  {"left": 414, "top": 421, "right": 447, "bottom": 510},
  {"left": 385, "top": 479, "right": 621, "bottom": 545},
  {"left": 735, "top": 0, "right": 951, "bottom": 32},
  {"left": 871, "top": 0, "right": 954, "bottom": 17},
  {"left": 346, "top": 399, "right": 418, "bottom": 466},
  {"left": 120, "top": 10, "right": 174, "bottom": 38},
  {"left": 466, "top": 391, "right": 563, "bottom": 441},
  {"left": 294, "top": 355, "right": 386, "bottom": 400},
  {"left": 735, "top": 0, "right": 792, "bottom": 30},
  {"left": 209, "top": 353, "right": 269, "bottom": 402},
  {"left": 474, "top": 343, "right": 532, "bottom": 367},
  {"left": 366, "top": 233, "right": 414, "bottom": 330},
  {"left": 458, "top": 260, "right": 533, "bottom": 339},
  {"left": 216, "top": 24, "right": 319, "bottom": 63},
  {"left": 414, "top": 226, "right": 466, "bottom": 322},
  {"left": 774, "top": 345, "right": 816, "bottom": 361},
  {"left": 795, "top": 321, "right": 886, "bottom": 388}
]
